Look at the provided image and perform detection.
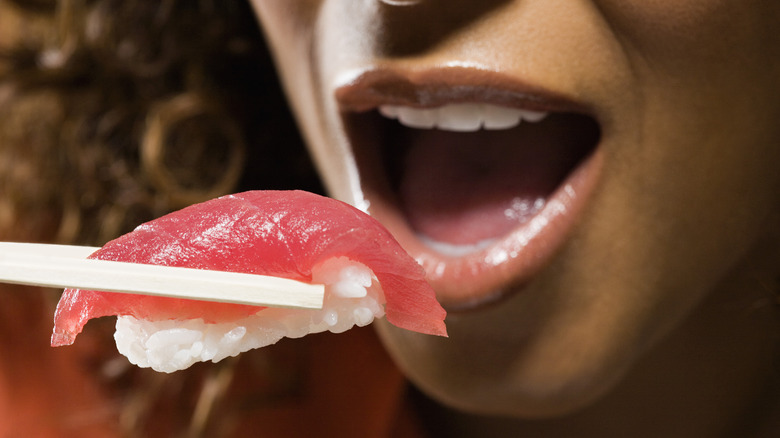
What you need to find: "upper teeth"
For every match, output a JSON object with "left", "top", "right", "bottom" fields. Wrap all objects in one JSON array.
[{"left": 378, "top": 103, "right": 549, "bottom": 132}]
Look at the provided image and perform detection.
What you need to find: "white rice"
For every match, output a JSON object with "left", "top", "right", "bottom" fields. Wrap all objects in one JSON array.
[{"left": 114, "top": 257, "right": 385, "bottom": 373}]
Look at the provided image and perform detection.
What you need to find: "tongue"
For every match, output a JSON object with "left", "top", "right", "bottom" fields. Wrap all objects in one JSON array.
[{"left": 399, "top": 114, "right": 594, "bottom": 246}]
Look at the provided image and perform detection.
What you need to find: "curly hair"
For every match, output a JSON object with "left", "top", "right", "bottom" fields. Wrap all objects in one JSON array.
[
  {"left": 0, "top": 0, "right": 320, "bottom": 245},
  {"left": 0, "top": 0, "right": 322, "bottom": 435}
]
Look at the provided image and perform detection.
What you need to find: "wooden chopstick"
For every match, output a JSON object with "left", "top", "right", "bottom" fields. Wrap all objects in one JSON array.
[{"left": 0, "top": 242, "right": 324, "bottom": 310}]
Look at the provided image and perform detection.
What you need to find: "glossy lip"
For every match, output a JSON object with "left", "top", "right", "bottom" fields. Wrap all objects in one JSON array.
[
  {"left": 336, "top": 66, "right": 593, "bottom": 114},
  {"left": 335, "top": 66, "right": 604, "bottom": 311}
]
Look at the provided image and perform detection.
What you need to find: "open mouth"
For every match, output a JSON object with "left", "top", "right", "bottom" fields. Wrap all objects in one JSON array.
[{"left": 337, "top": 68, "right": 602, "bottom": 310}]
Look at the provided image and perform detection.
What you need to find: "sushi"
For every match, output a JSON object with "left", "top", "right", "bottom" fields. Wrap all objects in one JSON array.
[{"left": 51, "top": 190, "right": 446, "bottom": 372}]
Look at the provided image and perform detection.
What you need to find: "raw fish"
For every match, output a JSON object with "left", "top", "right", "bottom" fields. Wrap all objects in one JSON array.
[{"left": 52, "top": 191, "right": 447, "bottom": 348}]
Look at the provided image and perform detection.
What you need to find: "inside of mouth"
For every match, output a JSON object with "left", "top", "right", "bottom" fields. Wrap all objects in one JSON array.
[{"left": 355, "top": 111, "right": 601, "bottom": 251}]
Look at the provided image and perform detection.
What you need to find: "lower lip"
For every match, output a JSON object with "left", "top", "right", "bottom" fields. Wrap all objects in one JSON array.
[{"left": 364, "top": 146, "right": 603, "bottom": 311}]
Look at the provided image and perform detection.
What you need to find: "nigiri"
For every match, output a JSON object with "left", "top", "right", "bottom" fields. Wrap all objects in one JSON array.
[{"left": 51, "top": 190, "right": 446, "bottom": 372}]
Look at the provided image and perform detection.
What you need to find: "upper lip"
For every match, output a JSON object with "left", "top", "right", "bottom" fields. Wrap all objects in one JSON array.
[
  {"left": 334, "top": 65, "right": 603, "bottom": 311},
  {"left": 335, "top": 65, "right": 595, "bottom": 116}
]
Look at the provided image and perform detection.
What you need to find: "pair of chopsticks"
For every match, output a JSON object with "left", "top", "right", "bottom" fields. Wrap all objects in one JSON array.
[{"left": 0, "top": 242, "right": 324, "bottom": 310}]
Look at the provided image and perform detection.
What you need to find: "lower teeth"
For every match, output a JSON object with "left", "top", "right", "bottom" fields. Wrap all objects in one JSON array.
[{"left": 418, "top": 234, "right": 497, "bottom": 257}]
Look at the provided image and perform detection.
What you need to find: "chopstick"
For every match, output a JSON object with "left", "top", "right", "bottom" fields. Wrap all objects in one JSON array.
[{"left": 0, "top": 242, "right": 324, "bottom": 310}]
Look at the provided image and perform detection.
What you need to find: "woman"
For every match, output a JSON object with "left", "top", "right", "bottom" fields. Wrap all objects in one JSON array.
[
  {"left": 1, "top": 0, "right": 778, "bottom": 436},
  {"left": 251, "top": 1, "right": 780, "bottom": 436}
]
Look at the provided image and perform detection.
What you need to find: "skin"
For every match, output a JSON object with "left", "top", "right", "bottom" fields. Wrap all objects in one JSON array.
[{"left": 251, "top": 1, "right": 780, "bottom": 435}]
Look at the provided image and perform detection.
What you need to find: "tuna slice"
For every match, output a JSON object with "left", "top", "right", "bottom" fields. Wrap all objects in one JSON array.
[{"left": 51, "top": 191, "right": 446, "bottom": 371}]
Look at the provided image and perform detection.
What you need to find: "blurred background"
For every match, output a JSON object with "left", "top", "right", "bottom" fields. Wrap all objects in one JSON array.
[{"left": 0, "top": 1, "right": 414, "bottom": 436}]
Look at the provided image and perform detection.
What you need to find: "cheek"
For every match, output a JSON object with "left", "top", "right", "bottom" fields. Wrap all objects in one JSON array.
[
  {"left": 595, "top": 0, "right": 780, "bottom": 73},
  {"left": 250, "top": 0, "right": 321, "bottom": 90},
  {"left": 250, "top": 0, "right": 322, "bottom": 34},
  {"left": 594, "top": 0, "right": 780, "bottom": 257}
]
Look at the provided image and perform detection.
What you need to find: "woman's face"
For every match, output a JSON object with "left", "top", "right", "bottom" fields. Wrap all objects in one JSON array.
[{"left": 252, "top": 0, "right": 780, "bottom": 416}]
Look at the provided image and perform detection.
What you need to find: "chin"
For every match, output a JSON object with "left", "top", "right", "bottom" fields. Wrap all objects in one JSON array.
[{"left": 374, "top": 314, "right": 634, "bottom": 419}]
